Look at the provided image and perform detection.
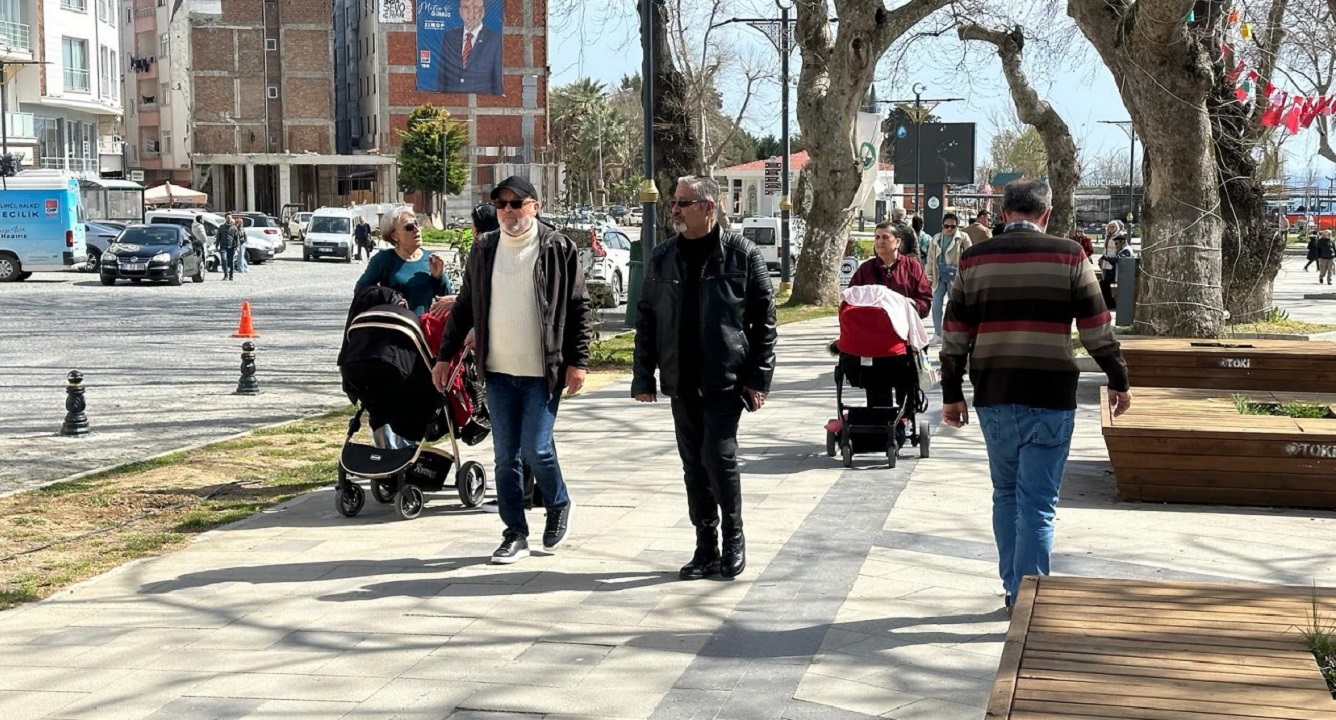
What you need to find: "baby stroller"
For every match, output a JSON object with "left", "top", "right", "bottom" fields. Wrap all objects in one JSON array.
[
  {"left": 335, "top": 287, "right": 490, "bottom": 520},
  {"left": 824, "top": 285, "right": 930, "bottom": 469}
]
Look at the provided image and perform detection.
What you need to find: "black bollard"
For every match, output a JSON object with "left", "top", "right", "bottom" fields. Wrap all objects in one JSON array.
[
  {"left": 235, "top": 341, "right": 260, "bottom": 395},
  {"left": 60, "top": 370, "right": 90, "bottom": 436}
]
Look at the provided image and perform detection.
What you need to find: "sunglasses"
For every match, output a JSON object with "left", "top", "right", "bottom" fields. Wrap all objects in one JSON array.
[
  {"left": 943, "top": 224, "right": 957, "bottom": 229},
  {"left": 493, "top": 199, "right": 532, "bottom": 210},
  {"left": 669, "top": 199, "right": 704, "bottom": 208},
  {"left": 401, "top": 222, "right": 418, "bottom": 232}
]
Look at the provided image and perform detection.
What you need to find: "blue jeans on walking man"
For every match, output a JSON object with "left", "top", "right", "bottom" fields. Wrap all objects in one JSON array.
[
  {"left": 485, "top": 372, "right": 571, "bottom": 537},
  {"left": 931, "top": 266, "right": 956, "bottom": 337},
  {"left": 975, "top": 404, "right": 1076, "bottom": 604}
]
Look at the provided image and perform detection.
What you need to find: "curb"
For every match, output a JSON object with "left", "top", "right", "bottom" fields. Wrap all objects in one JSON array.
[{"left": 0, "top": 407, "right": 350, "bottom": 501}]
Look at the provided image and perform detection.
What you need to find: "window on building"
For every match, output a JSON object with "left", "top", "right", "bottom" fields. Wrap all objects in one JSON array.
[
  {"left": 159, "top": 32, "right": 168, "bottom": 57},
  {"left": 265, "top": 38, "right": 276, "bottom": 51},
  {"left": 98, "top": 45, "right": 112, "bottom": 98},
  {"left": 62, "top": 37, "right": 89, "bottom": 92},
  {"left": 160, "top": 132, "right": 171, "bottom": 156},
  {"left": 110, "top": 51, "right": 118, "bottom": 100},
  {"left": 160, "top": 81, "right": 169, "bottom": 106},
  {"left": 267, "top": 86, "right": 278, "bottom": 99},
  {"left": 97, "top": 0, "right": 114, "bottom": 25},
  {"left": 60, "top": 0, "right": 86, "bottom": 12}
]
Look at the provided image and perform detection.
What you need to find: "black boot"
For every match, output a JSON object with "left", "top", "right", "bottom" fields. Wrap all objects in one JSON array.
[
  {"left": 721, "top": 529, "right": 746, "bottom": 578},
  {"left": 679, "top": 527, "right": 720, "bottom": 580}
]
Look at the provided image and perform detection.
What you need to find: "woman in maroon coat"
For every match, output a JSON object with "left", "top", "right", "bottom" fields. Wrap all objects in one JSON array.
[{"left": 849, "top": 222, "right": 932, "bottom": 318}]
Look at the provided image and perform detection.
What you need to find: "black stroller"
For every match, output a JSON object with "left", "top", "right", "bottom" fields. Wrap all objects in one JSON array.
[
  {"left": 824, "top": 291, "right": 930, "bottom": 469},
  {"left": 335, "top": 288, "right": 490, "bottom": 520}
]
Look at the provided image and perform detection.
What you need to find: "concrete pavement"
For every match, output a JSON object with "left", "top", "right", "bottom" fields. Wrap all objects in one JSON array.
[{"left": 4, "top": 314, "right": 1336, "bottom": 719}]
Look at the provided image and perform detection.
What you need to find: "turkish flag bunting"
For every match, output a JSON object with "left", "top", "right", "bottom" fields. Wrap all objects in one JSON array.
[
  {"left": 1283, "top": 97, "right": 1303, "bottom": 134},
  {"left": 1301, "top": 97, "right": 1321, "bottom": 128},
  {"left": 1260, "top": 90, "right": 1287, "bottom": 126}
]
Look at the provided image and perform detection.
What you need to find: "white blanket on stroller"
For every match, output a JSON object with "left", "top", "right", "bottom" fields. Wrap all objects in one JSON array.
[{"left": 841, "top": 285, "right": 930, "bottom": 351}]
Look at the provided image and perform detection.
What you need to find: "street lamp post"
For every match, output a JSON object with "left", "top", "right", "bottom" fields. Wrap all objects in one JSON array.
[
  {"left": 627, "top": 0, "right": 660, "bottom": 327},
  {"left": 777, "top": 0, "right": 793, "bottom": 288}
]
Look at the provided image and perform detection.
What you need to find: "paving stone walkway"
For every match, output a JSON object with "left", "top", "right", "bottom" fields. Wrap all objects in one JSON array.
[{"left": 3, "top": 303, "right": 1336, "bottom": 719}]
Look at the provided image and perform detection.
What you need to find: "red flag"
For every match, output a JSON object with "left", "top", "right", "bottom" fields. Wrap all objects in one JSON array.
[
  {"left": 1227, "top": 59, "right": 1247, "bottom": 84},
  {"left": 1261, "top": 90, "right": 1287, "bottom": 126},
  {"left": 1264, "top": 83, "right": 1275, "bottom": 98},
  {"left": 1283, "top": 97, "right": 1303, "bottom": 133},
  {"left": 1235, "top": 85, "right": 1249, "bottom": 102}
]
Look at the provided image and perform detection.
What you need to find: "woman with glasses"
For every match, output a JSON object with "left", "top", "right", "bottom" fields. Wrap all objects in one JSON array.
[
  {"left": 849, "top": 222, "right": 931, "bottom": 318},
  {"left": 355, "top": 205, "right": 454, "bottom": 317},
  {"left": 925, "top": 213, "right": 972, "bottom": 341}
]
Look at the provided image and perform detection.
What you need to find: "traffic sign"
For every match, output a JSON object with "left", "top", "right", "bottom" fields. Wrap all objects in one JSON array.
[
  {"left": 838, "top": 256, "right": 858, "bottom": 290},
  {"left": 128, "top": 170, "right": 144, "bottom": 182}
]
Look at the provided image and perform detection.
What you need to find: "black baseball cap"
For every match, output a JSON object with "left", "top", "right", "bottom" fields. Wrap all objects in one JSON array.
[{"left": 490, "top": 176, "right": 537, "bottom": 201}]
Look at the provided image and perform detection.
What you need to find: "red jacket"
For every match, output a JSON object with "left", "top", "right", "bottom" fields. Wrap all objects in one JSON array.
[{"left": 849, "top": 255, "right": 932, "bottom": 318}]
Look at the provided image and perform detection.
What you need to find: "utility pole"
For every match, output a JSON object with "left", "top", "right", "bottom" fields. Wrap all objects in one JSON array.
[
  {"left": 627, "top": 0, "right": 661, "bottom": 327},
  {"left": 1100, "top": 120, "right": 1137, "bottom": 223}
]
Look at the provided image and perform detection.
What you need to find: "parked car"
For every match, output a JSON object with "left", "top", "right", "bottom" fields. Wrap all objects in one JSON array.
[
  {"left": 83, "top": 221, "right": 124, "bottom": 271},
  {"left": 579, "top": 225, "right": 632, "bottom": 309},
  {"left": 607, "top": 205, "right": 628, "bottom": 220},
  {"left": 99, "top": 224, "right": 205, "bottom": 286},
  {"left": 303, "top": 207, "right": 359, "bottom": 263},
  {"left": 625, "top": 207, "right": 642, "bottom": 226},
  {"left": 287, "top": 211, "right": 313, "bottom": 241},
  {"left": 741, "top": 216, "right": 803, "bottom": 272},
  {"left": 233, "top": 212, "right": 287, "bottom": 257}
]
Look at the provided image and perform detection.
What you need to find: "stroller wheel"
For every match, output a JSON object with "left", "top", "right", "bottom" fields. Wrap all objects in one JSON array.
[
  {"left": 826, "top": 430, "right": 837, "bottom": 457},
  {"left": 336, "top": 483, "right": 365, "bottom": 517},
  {"left": 841, "top": 441, "right": 853, "bottom": 469},
  {"left": 920, "top": 424, "right": 931, "bottom": 459},
  {"left": 456, "top": 461, "right": 487, "bottom": 508},
  {"left": 372, "top": 479, "right": 396, "bottom": 504},
  {"left": 886, "top": 447, "right": 898, "bottom": 469},
  {"left": 396, "top": 484, "right": 425, "bottom": 520}
]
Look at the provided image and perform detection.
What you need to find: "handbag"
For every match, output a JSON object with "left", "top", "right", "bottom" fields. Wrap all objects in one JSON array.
[{"left": 917, "top": 350, "right": 939, "bottom": 390}]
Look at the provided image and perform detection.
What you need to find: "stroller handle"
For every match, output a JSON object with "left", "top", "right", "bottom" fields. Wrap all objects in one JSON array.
[{"left": 346, "top": 407, "right": 365, "bottom": 439}]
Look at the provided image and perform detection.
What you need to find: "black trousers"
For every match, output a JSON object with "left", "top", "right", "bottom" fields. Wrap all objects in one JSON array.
[{"left": 671, "top": 391, "right": 744, "bottom": 535}]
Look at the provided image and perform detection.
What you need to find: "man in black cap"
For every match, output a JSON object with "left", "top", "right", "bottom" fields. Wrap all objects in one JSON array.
[{"left": 433, "top": 176, "right": 594, "bottom": 564}]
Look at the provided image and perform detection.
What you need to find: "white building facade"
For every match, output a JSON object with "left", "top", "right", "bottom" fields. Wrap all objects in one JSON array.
[{"left": 2, "top": 0, "right": 123, "bottom": 178}]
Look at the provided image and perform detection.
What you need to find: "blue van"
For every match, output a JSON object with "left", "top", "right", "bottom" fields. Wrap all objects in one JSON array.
[{"left": 0, "top": 170, "right": 88, "bottom": 282}]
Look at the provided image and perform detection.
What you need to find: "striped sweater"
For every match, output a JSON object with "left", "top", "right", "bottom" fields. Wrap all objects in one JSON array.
[{"left": 938, "top": 229, "right": 1129, "bottom": 410}]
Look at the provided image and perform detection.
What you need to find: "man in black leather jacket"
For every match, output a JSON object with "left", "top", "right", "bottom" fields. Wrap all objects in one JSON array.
[{"left": 633, "top": 176, "right": 777, "bottom": 580}]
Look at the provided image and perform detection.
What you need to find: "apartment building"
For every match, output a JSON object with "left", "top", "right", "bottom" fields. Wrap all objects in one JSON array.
[
  {"left": 337, "top": 0, "right": 554, "bottom": 207},
  {"left": 120, "top": 0, "right": 395, "bottom": 215},
  {"left": 1, "top": 0, "right": 123, "bottom": 178}
]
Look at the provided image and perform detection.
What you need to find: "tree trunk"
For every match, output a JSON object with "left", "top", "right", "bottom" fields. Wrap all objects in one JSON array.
[
  {"left": 957, "top": 24, "right": 1080, "bottom": 234},
  {"left": 1069, "top": 0, "right": 1224, "bottom": 337},
  {"left": 790, "top": 0, "right": 953, "bottom": 305},
  {"left": 647, "top": 0, "right": 701, "bottom": 244}
]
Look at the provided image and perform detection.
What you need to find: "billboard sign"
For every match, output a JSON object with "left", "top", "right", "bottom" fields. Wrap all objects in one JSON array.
[
  {"left": 416, "top": 0, "right": 505, "bottom": 96},
  {"left": 893, "top": 123, "right": 976, "bottom": 185}
]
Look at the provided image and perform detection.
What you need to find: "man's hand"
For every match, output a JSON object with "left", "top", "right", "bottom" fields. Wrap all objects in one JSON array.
[
  {"left": 431, "top": 361, "right": 451, "bottom": 392},
  {"left": 428, "top": 295, "right": 456, "bottom": 318},
  {"left": 464, "top": 329, "right": 476, "bottom": 349},
  {"left": 428, "top": 253, "right": 445, "bottom": 279},
  {"left": 744, "top": 388, "right": 766, "bottom": 412},
  {"left": 942, "top": 401, "right": 970, "bottom": 428},
  {"left": 634, "top": 393, "right": 657, "bottom": 403},
  {"left": 565, "top": 367, "right": 586, "bottom": 396},
  {"left": 1108, "top": 388, "right": 1132, "bottom": 417}
]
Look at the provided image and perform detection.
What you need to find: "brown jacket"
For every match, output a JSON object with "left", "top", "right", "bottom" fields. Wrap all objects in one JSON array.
[{"left": 962, "top": 221, "right": 992, "bottom": 245}]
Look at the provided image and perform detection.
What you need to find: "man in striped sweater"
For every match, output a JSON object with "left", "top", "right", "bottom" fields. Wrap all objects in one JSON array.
[{"left": 939, "top": 178, "right": 1133, "bottom": 611}]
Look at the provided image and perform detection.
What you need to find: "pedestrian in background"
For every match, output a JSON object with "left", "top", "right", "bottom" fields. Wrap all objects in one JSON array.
[
  {"left": 216, "top": 215, "right": 240, "bottom": 281},
  {"left": 925, "top": 212, "right": 972, "bottom": 340},
  {"left": 910, "top": 215, "right": 932, "bottom": 263},
  {"left": 939, "top": 178, "right": 1131, "bottom": 612},
  {"left": 1305, "top": 234, "right": 1319, "bottom": 272},
  {"left": 633, "top": 175, "right": 777, "bottom": 581},
  {"left": 354, "top": 217, "right": 373, "bottom": 261},
  {"left": 233, "top": 216, "right": 249, "bottom": 274},
  {"left": 1317, "top": 230, "right": 1335, "bottom": 285},
  {"left": 434, "top": 176, "right": 592, "bottom": 565},
  {"left": 190, "top": 215, "right": 209, "bottom": 247},
  {"left": 964, "top": 210, "right": 993, "bottom": 245}
]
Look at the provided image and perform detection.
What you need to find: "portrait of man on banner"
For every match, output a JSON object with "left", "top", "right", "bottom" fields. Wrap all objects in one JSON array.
[{"left": 416, "top": 0, "right": 504, "bottom": 96}]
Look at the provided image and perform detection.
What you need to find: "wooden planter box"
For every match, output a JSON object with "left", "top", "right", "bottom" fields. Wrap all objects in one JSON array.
[
  {"left": 988, "top": 576, "right": 1336, "bottom": 719},
  {"left": 1102, "top": 387, "right": 1336, "bottom": 509},
  {"left": 1120, "top": 338, "right": 1336, "bottom": 392}
]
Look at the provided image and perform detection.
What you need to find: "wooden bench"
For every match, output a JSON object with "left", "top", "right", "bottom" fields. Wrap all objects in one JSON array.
[
  {"left": 1102, "top": 387, "right": 1336, "bottom": 509},
  {"left": 988, "top": 576, "right": 1336, "bottom": 719},
  {"left": 1120, "top": 338, "right": 1336, "bottom": 392}
]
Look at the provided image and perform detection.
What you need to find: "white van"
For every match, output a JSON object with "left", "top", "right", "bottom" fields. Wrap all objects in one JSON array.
[
  {"left": 303, "top": 207, "right": 359, "bottom": 262},
  {"left": 740, "top": 216, "right": 802, "bottom": 272},
  {"left": 0, "top": 170, "right": 88, "bottom": 281}
]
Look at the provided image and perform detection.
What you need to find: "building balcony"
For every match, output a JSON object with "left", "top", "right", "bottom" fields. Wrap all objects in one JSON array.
[
  {"left": 39, "top": 156, "right": 100, "bottom": 174},
  {"left": 98, "top": 136, "right": 123, "bottom": 155},
  {"left": 63, "top": 68, "right": 91, "bottom": 93},
  {"left": 5, "top": 112, "right": 34, "bottom": 139},
  {"left": 0, "top": 20, "right": 32, "bottom": 59},
  {"left": 134, "top": 9, "right": 155, "bottom": 33}
]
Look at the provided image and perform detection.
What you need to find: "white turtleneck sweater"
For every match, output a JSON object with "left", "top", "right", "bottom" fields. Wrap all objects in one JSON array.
[{"left": 487, "top": 221, "right": 544, "bottom": 377}]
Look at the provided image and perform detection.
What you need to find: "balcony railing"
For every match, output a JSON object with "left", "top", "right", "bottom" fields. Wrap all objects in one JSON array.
[
  {"left": 5, "top": 112, "right": 33, "bottom": 138},
  {"left": 134, "top": 6, "right": 153, "bottom": 17},
  {"left": 0, "top": 20, "right": 31, "bottom": 51},
  {"left": 39, "top": 157, "right": 100, "bottom": 173},
  {"left": 64, "top": 68, "right": 90, "bottom": 92}
]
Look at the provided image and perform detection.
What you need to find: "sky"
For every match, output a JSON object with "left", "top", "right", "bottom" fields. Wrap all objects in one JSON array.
[{"left": 547, "top": 2, "right": 1336, "bottom": 188}]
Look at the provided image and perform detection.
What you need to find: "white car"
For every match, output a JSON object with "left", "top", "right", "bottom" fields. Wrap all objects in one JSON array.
[
  {"left": 288, "top": 212, "right": 313, "bottom": 241},
  {"left": 741, "top": 216, "right": 803, "bottom": 272},
  {"left": 625, "top": 207, "right": 643, "bottom": 226},
  {"left": 303, "top": 208, "right": 359, "bottom": 263},
  {"left": 580, "top": 226, "right": 632, "bottom": 309}
]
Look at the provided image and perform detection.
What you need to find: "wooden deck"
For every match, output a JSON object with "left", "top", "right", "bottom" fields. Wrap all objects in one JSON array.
[
  {"left": 989, "top": 576, "right": 1336, "bottom": 719},
  {"left": 1120, "top": 338, "right": 1336, "bottom": 392},
  {"left": 1101, "top": 387, "right": 1336, "bottom": 508}
]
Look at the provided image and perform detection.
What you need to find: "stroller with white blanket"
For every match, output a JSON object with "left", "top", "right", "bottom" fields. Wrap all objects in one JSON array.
[{"left": 825, "top": 285, "right": 932, "bottom": 469}]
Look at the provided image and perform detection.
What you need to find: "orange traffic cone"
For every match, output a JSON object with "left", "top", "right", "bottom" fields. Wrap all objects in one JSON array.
[{"left": 231, "top": 301, "right": 260, "bottom": 338}]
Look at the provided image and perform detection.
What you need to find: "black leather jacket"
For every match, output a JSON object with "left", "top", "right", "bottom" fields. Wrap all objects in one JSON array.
[{"left": 632, "top": 228, "right": 777, "bottom": 398}]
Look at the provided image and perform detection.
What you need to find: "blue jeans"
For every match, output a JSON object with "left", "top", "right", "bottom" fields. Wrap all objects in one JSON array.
[
  {"left": 235, "top": 248, "right": 248, "bottom": 272},
  {"left": 931, "top": 268, "right": 956, "bottom": 336},
  {"left": 485, "top": 372, "right": 570, "bottom": 537},
  {"left": 975, "top": 404, "right": 1076, "bottom": 603},
  {"left": 220, "top": 247, "right": 236, "bottom": 279}
]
